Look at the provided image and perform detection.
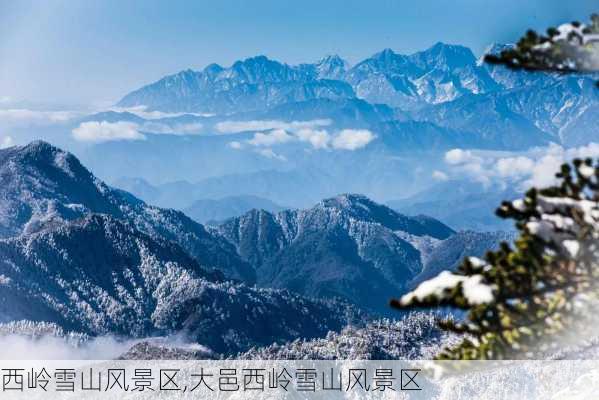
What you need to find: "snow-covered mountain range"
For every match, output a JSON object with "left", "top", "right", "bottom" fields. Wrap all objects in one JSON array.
[
  {"left": 0, "top": 142, "right": 364, "bottom": 354},
  {"left": 58, "top": 41, "right": 597, "bottom": 218},
  {"left": 115, "top": 42, "right": 598, "bottom": 143},
  {"left": 0, "top": 141, "right": 508, "bottom": 356},
  {"left": 117, "top": 43, "right": 502, "bottom": 113}
]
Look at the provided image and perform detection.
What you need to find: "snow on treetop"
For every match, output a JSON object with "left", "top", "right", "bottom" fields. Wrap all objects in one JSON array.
[
  {"left": 400, "top": 270, "right": 496, "bottom": 306},
  {"left": 578, "top": 164, "right": 595, "bottom": 178},
  {"left": 551, "top": 22, "right": 598, "bottom": 45}
]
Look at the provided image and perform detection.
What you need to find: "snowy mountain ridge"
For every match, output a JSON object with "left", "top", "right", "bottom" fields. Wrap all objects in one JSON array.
[
  {"left": 0, "top": 142, "right": 365, "bottom": 355},
  {"left": 0, "top": 140, "right": 253, "bottom": 282},
  {"left": 0, "top": 141, "right": 512, "bottom": 357},
  {"left": 213, "top": 193, "right": 508, "bottom": 314},
  {"left": 117, "top": 42, "right": 501, "bottom": 113}
]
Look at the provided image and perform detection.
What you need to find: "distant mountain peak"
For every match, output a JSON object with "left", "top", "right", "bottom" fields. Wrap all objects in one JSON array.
[
  {"left": 429, "top": 41, "right": 463, "bottom": 50},
  {"left": 318, "top": 54, "right": 344, "bottom": 62},
  {"left": 203, "top": 63, "right": 224, "bottom": 75},
  {"left": 314, "top": 54, "right": 349, "bottom": 80},
  {"left": 316, "top": 193, "right": 454, "bottom": 239},
  {"left": 172, "top": 68, "right": 200, "bottom": 79},
  {"left": 0, "top": 140, "right": 255, "bottom": 282},
  {"left": 320, "top": 193, "right": 374, "bottom": 209},
  {"left": 114, "top": 41, "right": 590, "bottom": 119},
  {"left": 426, "top": 41, "right": 472, "bottom": 54},
  {"left": 5, "top": 140, "right": 82, "bottom": 177},
  {"left": 17, "top": 139, "right": 56, "bottom": 153},
  {"left": 374, "top": 48, "right": 397, "bottom": 58},
  {"left": 214, "top": 193, "right": 458, "bottom": 314},
  {"left": 246, "top": 54, "right": 270, "bottom": 62},
  {"left": 316, "top": 54, "right": 348, "bottom": 68},
  {"left": 411, "top": 42, "right": 476, "bottom": 70},
  {"left": 234, "top": 55, "right": 278, "bottom": 68}
]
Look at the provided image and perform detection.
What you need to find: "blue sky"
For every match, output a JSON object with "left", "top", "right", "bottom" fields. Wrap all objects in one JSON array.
[{"left": 0, "top": 0, "right": 597, "bottom": 107}]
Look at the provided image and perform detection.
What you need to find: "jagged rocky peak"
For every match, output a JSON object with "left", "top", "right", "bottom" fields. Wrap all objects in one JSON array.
[
  {"left": 202, "top": 62, "right": 224, "bottom": 75},
  {"left": 163, "top": 68, "right": 202, "bottom": 83},
  {"left": 226, "top": 55, "right": 304, "bottom": 83},
  {"left": 315, "top": 54, "right": 350, "bottom": 79},
  {"left": 115, "top": 42, "right": 516, "bottom": 113},
  {"left": 410, "top": 41, "right": 477, "bottom": 70},
  {"left": 373, "top": 47, "right": 399, "bottom": 60},
  {"left": 365, "top": 47, "right": 414, "bottom": 71},
  {"left": 318, "top": 54, "right": 347, "bottom": 65}
]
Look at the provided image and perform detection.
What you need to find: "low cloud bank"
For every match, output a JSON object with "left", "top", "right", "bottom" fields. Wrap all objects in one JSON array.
[
  {"left": 215, "top": 119, "right": 332, "bottom": 134},
  {"left": 0, "top": 136, "right": 14, "bottom": 149},
  {"left": 221, "top": 119, "right": 376, "bottom": 159},
  {"left": 437, "top": 143, "right": 599, "bottom": 189},
  {"left": 71, "top": 120, "right": 204, "bottom": 143},
  {"left": 72, "top": 121, "right": 145, "bottom": 143},
  {"left": 110, "top": 105, "right": 214, "bottom": 120},
  {"left": 0, "top": 108, "right": 80, "bottom": 128},
  {"left": 0, "top": 334, "right": 137, "bottom": 360}
]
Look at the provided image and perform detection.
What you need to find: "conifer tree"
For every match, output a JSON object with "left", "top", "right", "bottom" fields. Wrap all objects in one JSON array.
[
  {"left": 392, "top": 159, "right": 599, "bottom": 359},
  {"left": 391, "top": 15, "right": 599, "bottom": 359},
  {"left": 485, "top": 14, "right": 598, "bottom": 76}
]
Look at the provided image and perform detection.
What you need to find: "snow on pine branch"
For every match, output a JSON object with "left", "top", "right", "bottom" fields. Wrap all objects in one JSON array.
[
  {"left": 506, "top": 160, "right": 599, "bottom": 259},
  {"left": 399, "top": 263, "right": 496, "bottom": 308},
  {"left": 523, "top": 194, "right": 599, "bottom": 257},
  {"left": 485, "top": 14, "right": 599, "bottom": 73},
  {"left": 392, "top": 158, "right": 599, "bottom": 359}
]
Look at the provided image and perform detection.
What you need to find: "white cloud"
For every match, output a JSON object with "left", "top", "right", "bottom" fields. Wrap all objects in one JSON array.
[
  {"left": 432, "top": 170, "right": 449, "bottom": 181},
  {"left": 110, "top": 105, "right": 213, "bottom": 120},
  {"left": 444, "top": 148, "right": 481, "bottom": 165},
  {"left": 140, "top": 121, "right": 203, "bottom": 135},
  {"left": 218, "top": 120, "right": 375, "bottom": 153},
  {"left": 331, "top": 129, "right": 376, "bottom": 150},
  {"left": 0, "top": 108, "right": 79, "bottom": 126},
  {"left": 0, "top": 136, "right": 14, "bottom": 149},
  {"left": 72, "top": 119, "right": 207, "bottom": 143},
  {"left": 442, "top": 143, "right": 599, "bottom": 189},
  {"left": 72, "top": 121, "right": 146, "bottom": 143},
  {"left": 228, "top": 141, "right": 243, "bottom": 149},
  {"left": 494, "top": 156, "right": 535, "bottom": 178},
  {"left": 0, "top": 334, "right": 136, "bottom": 360},
  {"left": 257, "top": 148, "right": 287, "bottom": 161},
  {"left": 215, "top": 119, "right": 332, "bottom": 134},
  {"left": 247, "top": 129, "right": 294, "bottom": 147},
  {"left": 296, "top": 128, "right": 331, "bottom": 149}
]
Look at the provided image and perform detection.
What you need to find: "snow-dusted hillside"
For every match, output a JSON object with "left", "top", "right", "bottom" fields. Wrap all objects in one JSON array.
[
  {"left": 0, "top": 142, "right": 376, "bottom": 355},
  {"left": 238, "top": 313, "right": 459, "bottom": 360},
  {"left": 0, "top": 140, "right": 253, "bottom": 282},
  {"left": 0, "top": 141, "right": 513, "bottom": 358},
  {"left": 117, "top": 43, "right": 502, "bottom": 114},
  {"left": 213, "top": 194, "right": 508, "bottom": 314},
  {"left": 0, "top": 213, "right": 359, "bottom": 354}
]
